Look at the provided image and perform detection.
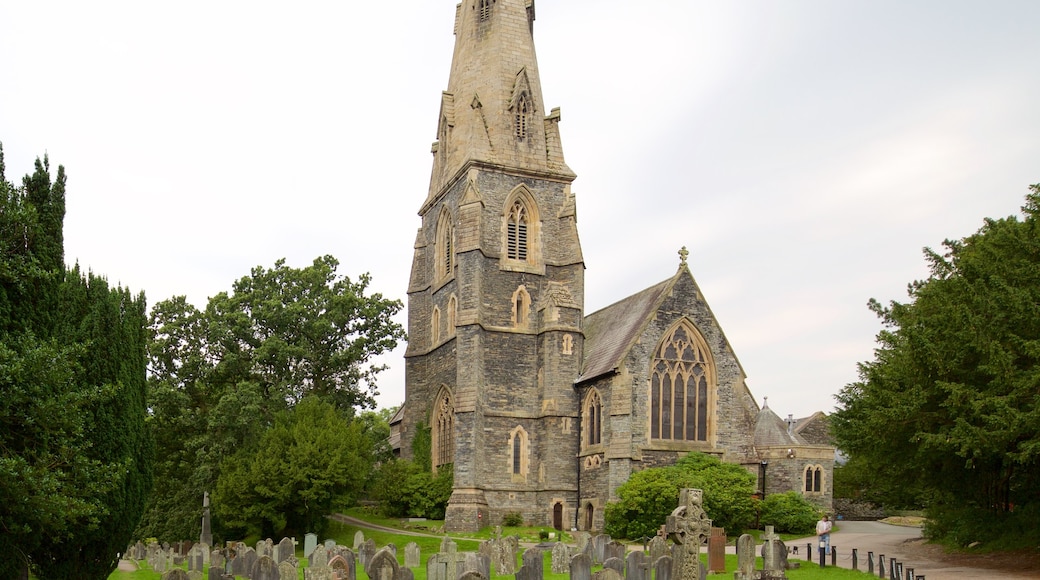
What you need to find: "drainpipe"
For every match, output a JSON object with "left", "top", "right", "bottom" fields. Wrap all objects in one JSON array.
[{"left": 574, "top": 383, "right": 585, "bottom": 531}]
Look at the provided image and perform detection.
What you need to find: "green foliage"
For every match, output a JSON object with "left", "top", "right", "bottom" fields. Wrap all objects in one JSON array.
[
  {"left": 759, "top": 492, "right": 819, "bottom": 535},
  {"left": 502, "top": 512, "right": 524, "bottom": 527},
  {"left": 0, "top": 147, "right": 151, "bottom": 580},
  {"left": 372, "top": 459, "right": 453, "bottom": 520},
  {"left": 214, "top": 397, "right": 372, "bottom": 538},
  {"left": 833, "top": 184, "right": 1040, "bottom": 546},
  {"left": 604, "top": 452, "right": 758, "bottom": 539},
  {"left": 412, "top": 421, "right": 432, "bottom": 472},
  {"left": 137, "top": 256, "right": 405, "bottom": 542}
]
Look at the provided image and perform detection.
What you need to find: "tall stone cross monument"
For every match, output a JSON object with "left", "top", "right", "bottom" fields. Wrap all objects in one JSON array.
[
  {"left": 665, "top": 488, "right": 712, "bottom": 580},
  {"left": 200, "top": 491, "right": 213, "bottom": 547}
]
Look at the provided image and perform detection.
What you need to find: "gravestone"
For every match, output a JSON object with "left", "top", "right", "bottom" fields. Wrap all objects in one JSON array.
[
  {"left": 200, "top": 492, "right": 213, "bottom": 548},
  {"left": 253, "top": 555, "right": 279, "bottom": 580},
  {"left": 574, "top": 531, "right": 591, "bottom": 555},
  {"left": 626, "top": 549, "right": 649, "bottom": 580},
  {"left": 428, "top": 540, "right": 468, "bottom": 580},
  {"left": 515, "top": 547, "right": 544, "bottom": 580},
  {"left": 440, "top": 536, "right": 457, "bottom": 554},
  {"left": 210, "top": 550, "right": 224, "bottom": 572},
  {"left": 551, "top": 542, "right": 570, "bottom": 574},
  {"left": 208, "top": 567, "right": 224, "bottom": 580},
  {"left": 326, "top": 539, "right": 338, "bottom": 552},
  {"left": 188, "top": 544, "right": 205, "bottom": 572},
  {"left": 354, "top": 531, "right": 365, "bottom": 551},
  {"left": 306, "top": 533, "right": 318, "bottom": 558},
  {"left": 368, "top": 547, "right": 401, "bottom": 580},
  {"left": 278, "top": 537, "right": 296, "bottom": 563},
  {"left": 570, "top": 552, "right": 592, "bottom": 580},
  {"left": 605, "top": 540, "right": 626, "bottom": 563},
  {"left": 592, "top": 534, "right": 611, "bottom": 564},
  {"left": 359, "top": 539, "right": 377, "bottom": 570},
  {"left": 405, "top": 542, "right": 421, "bottom": 568},
  {"left": 604, "top": 556, "right": 625, "bottom": 576},
  {"left": 734, "top": 534, "right": 755, "bottom": 580},
  {"left": 241, "top": 546, "right": 258, "bottom": 577},
  {"left": 664, "top": 488, "right": 711, "bottom": 580},
  {"left": 760, "top": 526, "right": 787, "bottom": 578},
  {"left": 648, "top": 536, "right": 668, "bottom": 565},
  {"left": 310, "top": 545, "right": 329, "bottom": 569},
  {"left": 258, "top": 538, "right": 274, "bottom": 558},
  {"left": 491, "top": 534, "right": 518, "bottom": 574},
  {"left": 279, "top": 560, "right": 298, "bottom": 580},
  {"left": 161, "top": 570, "right": 190, "bottom": 580},
  {"left": 459, "top": 572, "right": 484, "bottom": 580},
  {"left": 653, "top": 555, "right": 673, "bottom": 580},
  {"left": 329, "top": 553, "right": 353, "bottom": 580},
  {"left": 463, "top": 551, "right": 490, "bottom": 580},
  {"left": 594, "top": 568, "right": 623, "bottom": 580},
  {"left": 707, "top": 528, "right": 725, "bottom": 573}
]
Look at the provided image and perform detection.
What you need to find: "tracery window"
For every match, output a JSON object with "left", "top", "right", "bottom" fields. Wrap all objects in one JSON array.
[
  {"left": 432, "top": 388, "right": 455, "bottom": 472},
  {"left": 514, "top": 92, "right": 530, "bottom": 141},
  {"left": 506, "top": 200, "right": 529, "bottom": 261},
  {"left": 650, "top": 321, "right": 713, "bottom": 442},
  {"left": 583, "top": 389, "right": 602, "bottom": 448}
]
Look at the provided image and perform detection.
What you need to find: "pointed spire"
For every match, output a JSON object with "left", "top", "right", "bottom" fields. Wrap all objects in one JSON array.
[{"left": 425, "top": 0, "right": 572, "bottom": 206}]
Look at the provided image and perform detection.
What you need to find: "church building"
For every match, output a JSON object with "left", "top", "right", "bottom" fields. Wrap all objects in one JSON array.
[{"left": 396, "top": 0, "right": 835, "bottom": 532}]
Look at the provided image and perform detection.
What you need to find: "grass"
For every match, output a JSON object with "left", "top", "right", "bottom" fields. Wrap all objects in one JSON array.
[{"left": 102, "top": 511, "right": 877, "bottom": 579}]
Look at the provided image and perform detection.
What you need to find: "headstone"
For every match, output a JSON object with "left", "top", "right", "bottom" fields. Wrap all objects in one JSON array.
[
  {"left": 279, "top": 560, "right": 298, "bottom": 580},
  {"left": 491, "top": 535, "right": 518, "bottom": 574},
  {"left": 594, "top": 568, "right": 624, "bottom": 580},
  {"left": 570, "top": 552, "right": 592, "bottom": 580},
  {"left": 309, "top": 545, "right": 329, "bottom": 569},
  {"left": 707, "top": 528, "right": 725, "bottom": 573},
  {"left": 359, "top": 539, "right": 377, "bottom": 570},
  {"left": 278, "top": 537, "right": 295, "bottom": 563},
  {"left": 427, "top": 541, "right": 467, "bottom": 580},
  {"left": 162, "top": 570, "right": 190, "bottom": 580},
  {"left": 648, "top": 536, "right": 668, "bottom": 565},
  {"left": 329, "top": 554, "right": 354, "bottom": 580},
  {"left": 368, "top": 547, "right": 401, "bottom": 580},
  {"left": 515, "top": 547, "right": 543, "bottom": 580},
  {"left": 326, "top": 539, "right": 338, "bottom": 552},
  {"left": 463, "top": 551, "right": 491, "bottom": 580},
  {"left": 761, "top": 526, "right": 784, "bottom": 573},
  {"left": 551, "top": 542, "right": 570, "bottom": 574},
  {"left": 440, "top": 536, "right": 456, "bottom": 554},
  {"left": 188, "top": 544, "right": 205, "bottom": 572},
  {"left": 592, "top": 534, "right": 611, "bottom": 564},
  {"left": 210, "top": 550, "right": 224, "bottom": 573},
  {"left": 252, "top": 555, "right": 280, "bottom": 580},
  {"left": 459, "top": 572, "right": 484, "bottom": 580},
  {"left": 208, "top": 567, "right": 224, "bottom": 580},
  {"left": 605, "top": 540, "right": 626, "bottom": 563},
  {"left": 353, "top": 531, "right": 365, "bottom": 551},
  {"left": 664, "top": 488, "right": 711, "bottom": 580},
  {"left": 734, "top": 534, "right": 755, "bottom": 580},
  {"left": 405, "top": 542, "right": 421, "bottom": 569},
  {"left": 242, "top": 547, "right": 259, "bottom": 577},
  {"left": 603, "top": 556, "right": 625, "bottom": 576},
  {"left": 626, "top": 549, "right": 649, "bottom": 580},
  {"left": 305, "top": 534, "right": 319, "bottom": 558},
  {"left": 574, "top": 531, "right": 591, "bottom": 555},
  {"left": 653, "top": 555, "right": 673, "bottom": 580}
]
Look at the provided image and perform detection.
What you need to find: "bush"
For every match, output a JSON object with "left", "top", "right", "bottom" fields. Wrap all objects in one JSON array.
[
  {"left": 373, "top": 459, "right": 453, "bottom": 519},
  {"left": 759, "top": 492, "right": 819, "bottom": 535},
  {"left": 502, "top": 512, "right": 523, "bottom": 527},
  {"left": 538, "top": 529, "right": 549, "bottom": 540}
]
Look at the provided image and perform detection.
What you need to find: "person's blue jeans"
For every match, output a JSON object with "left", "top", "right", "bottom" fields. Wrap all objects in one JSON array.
[{"left": 819, "top": 533, "right": 831, "bottom": 554}]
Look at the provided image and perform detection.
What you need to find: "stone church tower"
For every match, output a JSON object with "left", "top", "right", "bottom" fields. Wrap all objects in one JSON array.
[
  {"left": 401, "top": 0, "right": 584, "bottom": 532},
  {"left": 399, "top": 0, "right": 835, "bottom": 533}
]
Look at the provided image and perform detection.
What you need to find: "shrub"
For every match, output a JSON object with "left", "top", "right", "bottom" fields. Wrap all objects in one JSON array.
[
  {"left": 502, "top": 512, "right": 524, "bottom": 527},
  {"left": 759, "top": 492, "right": 819, "bottom": 535},
  {"left": 538, "top": 529, "right": 549, "bottom": 540}
]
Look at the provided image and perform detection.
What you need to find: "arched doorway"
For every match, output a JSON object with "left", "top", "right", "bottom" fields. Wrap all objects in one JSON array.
[
  {"left": 584, "top": 503, "right": 595, "bottom": 531},
  {"left": 553, "top": 502, "right": 564, "bottom": 530}
]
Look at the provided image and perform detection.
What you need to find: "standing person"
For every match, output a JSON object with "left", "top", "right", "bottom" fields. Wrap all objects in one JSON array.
[{"left": 816, "top": 514, "right": 832, "bottom": 555}]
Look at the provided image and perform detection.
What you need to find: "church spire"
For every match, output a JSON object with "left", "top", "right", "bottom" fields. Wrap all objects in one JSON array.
[{"left": 425, "top": 0, "right": 572, "bottom": 207}]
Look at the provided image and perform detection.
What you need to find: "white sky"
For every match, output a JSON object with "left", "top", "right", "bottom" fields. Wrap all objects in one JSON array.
[{"left": 2, "top": 1, "right": 1038, "bottom": 419}]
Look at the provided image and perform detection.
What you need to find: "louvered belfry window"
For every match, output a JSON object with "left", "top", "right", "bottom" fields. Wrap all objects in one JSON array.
[
  {"left": 507, "top": 200, "right": 528, "bottom": 260},
  {"left": 515, "top": 93, "right": 530, "bottom": 141},
  {"left": 479, "top": 0, "right": 494, "bottom": 21}
]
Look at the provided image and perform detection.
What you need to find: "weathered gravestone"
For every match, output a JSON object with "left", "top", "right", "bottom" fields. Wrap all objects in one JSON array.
[
  {"left": 603, "top": 556, "right": 625, "bottom": 576},
  {"left": 707, "top": 527, "right": 726, "bottom": 573},
  {"left": 653, "top": 555, "right": 673, "bottom": 580},
  {"left": 428, "top": 541, "right": 468, "bottom": 580},
  {"left": 208, "top": 567, "right": 223, "bottom": 580},
  {"left": 240, "top": 546, "right": 258, "bottom": 577},
  {"left": 305, "top": 534, "right": 318, "bottom": 558},
  {"left": 664, "top": 488, "right": 710, "bottom": 580},
  {"left": 440, "top": 536, "right": 456, "bottom": 553},
  {"left": 359, "top": 539, "right": 377, "bottom": 570},
  {"left": 329, "top": 553, "right": 355, "bottom": 580},
  {"left": 309, "top": 545, "right": 329, "bottom": 569},
  {"left": 592, "top": 534, "right": 611, "bottom": 564},
  {"left": 594, "top": 568, "right": 623, "bottom": 580},
  {"left": 161, "top": 570, "right": 190, "bottom": 580},
  {"left": 405, "top": 542, "right": 421, "bottom": 569},
  {"left": 353, "top": 531, "right": 365, "bottom": 551},
  {"left": 626, "top": 549, "right": 649, "bottom": 580},
  {"left": 570, "top": 552, "right": 592, "bottom": 580},
  {"left": 573, "top": 531, "right": 591, "bottom": 555},
  {"left": 368, "top": 547, "right": 402, "bottom": 580},
  {"left": 258, "top": 538, "right": 274, "bottom": 559},
  {"left": 760, "top": 526, "right": 787, "bottom": 579},
  {"left": 253, "top": 555, "right": 279, "bottom": 580},
  {"left": 648, "top": 536, "right": 668, "bottom": 566},
  {"left": 326, "top": 539, "right": 338, "bottom": 552},
  {"left": 463, "top": 551, "right": 490, "bottom": 580},
  {"left": 279, "top": 560, "right": 298, "bottom": 580},
  {"left": 188, "top": 544, "right": 206, "bottom": 572},
  {"left": 278, "top": 537, "right": 296, "bottom": 563},
  {"left": 515, "top": 547, "right": 543, "bottom": 580},
  {"left": 551, "top": 542, "right": 570, "bottom": 574},
  {"left": 491, "top": 534, "right": 518, "bottom": 574},
  {"left": 734, "top": 534, "right": 755, "bottom": 580}
]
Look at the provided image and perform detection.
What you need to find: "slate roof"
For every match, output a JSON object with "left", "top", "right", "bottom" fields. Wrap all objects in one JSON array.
[
  {"left": 577, "top": 273, "right": 677, "bottom": 383},
  {"left": 754, "top": 403, "right": 806, "bottom": 447}
]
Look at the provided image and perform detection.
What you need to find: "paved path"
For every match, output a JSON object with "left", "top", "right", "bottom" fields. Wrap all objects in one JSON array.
[{"left": 785, "top": 521, "right": 1038, "bottom": 579}]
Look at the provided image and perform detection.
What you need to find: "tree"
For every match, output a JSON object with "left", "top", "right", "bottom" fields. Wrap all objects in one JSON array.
[
  {"left": 0, "top": 145, "right": 151, "bottom": 579},
  {"left": 214, "top": 397, "right": 373, "bottom": 538},
  {"left": 833, "top": 185, "right": 1040, "bottom": 546},
  {"left": 759, "top": 492, "right": 818, "bottom": 535},
  {"left": 138, "top": 256, "right": 405, "bottom": 542}
]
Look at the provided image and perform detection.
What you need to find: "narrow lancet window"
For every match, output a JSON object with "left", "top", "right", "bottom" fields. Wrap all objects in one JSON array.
[{"left": 507, "top": 200, "right": 529, "bottom": 261}]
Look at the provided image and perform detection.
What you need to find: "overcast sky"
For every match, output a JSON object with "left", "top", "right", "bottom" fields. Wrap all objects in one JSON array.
[{"left": 2, "top": 1, "right": 1038, "bottom": 419}]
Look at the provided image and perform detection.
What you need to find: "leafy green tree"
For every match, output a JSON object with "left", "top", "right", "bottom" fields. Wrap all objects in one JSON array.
[
  {"left": 759, "top": 491, "right": 819, "bottom": 535},
  {"left": 371, "top": 459, "right": 453, "bottom": 520},
  {"left": 137, "top": 257, "right": 405, "bottom": 542},
  {"left": 214, "top": 397, "right": 372, "bottom": 538},
  {"left": 0, "top": 146, "right": 151, "bottom": 579},
  {"left": 674, "top": 453, "right": 758, "bottom": 533},
  {"left": 833, "top": 185, "right": 1040, "bottom": 546}
]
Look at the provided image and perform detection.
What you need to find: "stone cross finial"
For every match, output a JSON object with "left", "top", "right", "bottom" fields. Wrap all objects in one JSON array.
[{"left": 678, "top": 246, "right": 689, "bottom": 267}]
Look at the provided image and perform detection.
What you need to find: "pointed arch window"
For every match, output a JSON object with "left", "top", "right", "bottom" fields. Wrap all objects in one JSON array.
[
  {"left": 436, "top": 209, "right": 455, "bottom": 281},
  {"left": 512, "top": 285, "right": 531, "bottom": 327},
  {"left": 804, "top": 464, "right": 823, "bottom": 493},
  {"left": 514, "top": 92, "right": 530, "bottom": 141},
  {"left": 506, "top": 200, "right": 529, "bottom": 261},
  {"left": 432, "top": 388, "right": 455, "bottom": 472},
  {"left": 509, "top": 425, "right": 529, "bottom": 478},
  {"left": 583, "top": 389, "right": 603, "bottom": 449},
  {"left": 432, "top": 306, "right": 441, "bottom": 345},
  {"left": 650, "top": 321, "right": 713, "bottom": 442}
]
